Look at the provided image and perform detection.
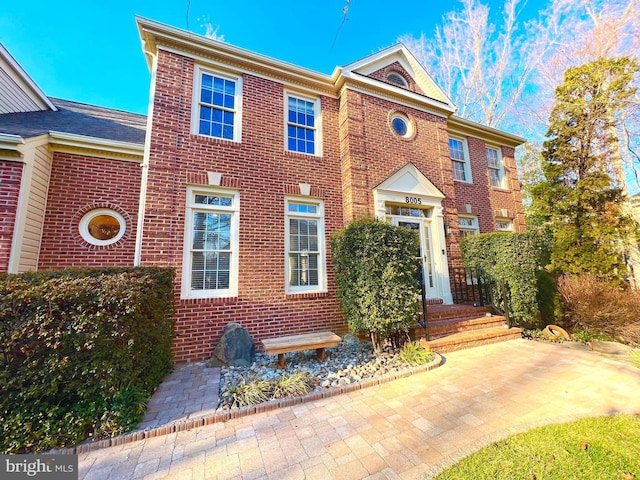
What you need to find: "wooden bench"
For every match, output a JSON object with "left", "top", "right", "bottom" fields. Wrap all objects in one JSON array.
[{"left": 261, "top": 331, "right": 341, "bottom": 368}]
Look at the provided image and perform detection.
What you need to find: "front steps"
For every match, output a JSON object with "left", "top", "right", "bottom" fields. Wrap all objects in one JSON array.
[{"left": 413, "top": 304, "right": 523, "bottom": 354}]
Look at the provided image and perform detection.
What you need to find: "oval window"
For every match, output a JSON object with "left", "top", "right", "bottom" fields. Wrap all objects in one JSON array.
[
  {"left": 79, "top": 209, "right": 126, "bottom": 246},
  {"left": 390, "top": 113, "right": 413, "bottom": 138},
  {"left": 392, "top": 117, "right": 408, "bottom": 136}
]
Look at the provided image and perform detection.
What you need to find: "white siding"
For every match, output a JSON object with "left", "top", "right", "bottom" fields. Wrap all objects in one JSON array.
[
  {"left": 0, "top": 66, "right": 43, "bottom": 114},
  {"left": 15, "top": 144, "right": 52, "bottom": 272}
]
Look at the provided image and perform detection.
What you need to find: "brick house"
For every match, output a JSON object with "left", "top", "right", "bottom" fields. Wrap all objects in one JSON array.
[{"left": 0, "top": 18, "right": 525, "bottom": 362}]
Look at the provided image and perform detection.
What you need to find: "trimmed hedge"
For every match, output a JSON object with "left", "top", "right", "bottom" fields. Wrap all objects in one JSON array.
[
  {"left": 460, "top": 232, "right": 539, "bottom": 326},
  {"left": 0, "top": 267, "right": 175, "bottom": 453},
  {"left": 331, "top": 218, "right": 420, "bottom": 352}
]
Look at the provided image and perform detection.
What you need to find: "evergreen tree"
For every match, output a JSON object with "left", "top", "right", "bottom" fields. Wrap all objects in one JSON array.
[{"left": 530, "top": 57, "right": 639, "bottom": 284}]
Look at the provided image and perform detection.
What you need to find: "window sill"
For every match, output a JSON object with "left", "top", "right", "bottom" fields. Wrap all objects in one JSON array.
[
  {"left": 180, "top": 294, "right": 238, "bottom": 304},
  {"left": 284, "top": 150, "right": 323, "bottom": 159},
  {"left": 491, "top": 186, "right": 511, "bottom": 192},
  {"left": 285, "top": 290, "right": 329, "bottom": 300},
  {"left": 453, "top": 179, "right": 473, "bottom": 185},
  {"left": 189, "top": 133, "right": 242, "bottom": 146}
]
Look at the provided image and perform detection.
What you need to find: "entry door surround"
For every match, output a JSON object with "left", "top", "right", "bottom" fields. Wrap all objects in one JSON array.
[{"left": 372, "top": 163, "right": 453, "bottom": 304}]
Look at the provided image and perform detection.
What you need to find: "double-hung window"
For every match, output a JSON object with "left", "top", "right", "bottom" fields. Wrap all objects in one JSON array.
[
  {"left": 449, "top": 137, "right": 471, "bottom": 183},
  {"left": 458, "top": 215, "right": 479, "bottom": 237},
  {"left": 487, "top": 147, "right": 505, "bottom": 188},
  {"left": 195, "top": 68, "right": 241, "bottom": 141},
  {"left": 182, "top": 187, "right": 239, "bottom": 298},
  {"left": 286, "top": 93, "right": 320, "bottom": 155},
  {"left": 496, "top": 218, "right": 513, "bottom": 232},
  {"left": 285, "top": 199, "right": 326, "bottom": 293}
]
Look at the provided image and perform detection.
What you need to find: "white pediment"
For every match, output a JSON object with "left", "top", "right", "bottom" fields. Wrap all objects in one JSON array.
[
  {"left": 375, "top": 163, "right": 445, "bottom": 200},
  {"left": 340, "top": 44, "right": 455, "bottom": 110}
]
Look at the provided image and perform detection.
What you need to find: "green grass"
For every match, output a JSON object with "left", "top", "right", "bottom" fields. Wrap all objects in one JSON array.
[
  {"left": 435, "top": 415, "right": 640, "bottom": 480},
  {"left": 632, "top": 349, "right": 640, "bottom": 368}
]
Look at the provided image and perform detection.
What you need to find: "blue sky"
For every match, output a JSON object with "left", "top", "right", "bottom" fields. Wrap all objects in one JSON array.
[{"left": 1, "top": 0, "right": 544, "bottom": 115}]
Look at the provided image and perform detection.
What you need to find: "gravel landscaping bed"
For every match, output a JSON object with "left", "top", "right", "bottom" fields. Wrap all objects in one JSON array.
[{"left": 217, "top": 337, "right": 432, "bottom": 410}]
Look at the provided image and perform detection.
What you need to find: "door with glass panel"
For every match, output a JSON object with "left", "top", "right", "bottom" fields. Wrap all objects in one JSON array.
[{"left": 386, "top": 205, "right": 438, "bottom": 299}]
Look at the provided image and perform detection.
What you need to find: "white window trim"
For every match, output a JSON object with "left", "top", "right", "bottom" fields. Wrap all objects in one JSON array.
[
  {"left": 449, "top": 136, "right": 472, "bottom": 184},
  {"left": 79, "top": 208, "right": 126, "bottom": 246},
  {"left": 487, "top": 145, "right": 506, "bottom": 189},
  {"left": 284, "top": 90, "right": 322, "bottom": 156},
  {"left": 181, "top": 186, "right": 240, "bottom": 299},
  {"left": 496, "top": 218, "right": 514, "bottom": 232},
  {"left": 284, "top": 197, "right": 327, "bottom": 294},
  {"left": 458, "top": 214, "right": 479, "bottom": 237},
  {"left": 387, "top": 72, "right": 408, "bottom": 87},
  {"left": 191, "top": 65, "right": 243, "bottom": 142}
]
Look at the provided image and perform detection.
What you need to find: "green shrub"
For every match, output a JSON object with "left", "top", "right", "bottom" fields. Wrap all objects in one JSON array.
[
  {"left": 331, "top": 218, "right": 420, "bottom": 353},
  {"left": 535, "top": 270, "right": 562, "bottom": 327},
  {"left": 558, "top": 274, "right": 640, "bottom": 344},
  {"left": 399, "top": 341, "right": 433, "bottom": 365},
  {"left": 460, "top": 232, "right": 540, "bottom": 326},
  {"left": 0, "top": 267, "right": 175, "bottom": 453}
]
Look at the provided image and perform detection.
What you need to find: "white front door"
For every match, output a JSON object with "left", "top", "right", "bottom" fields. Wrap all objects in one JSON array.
[{"left": 392, "top": 215, "right": 438, "bottom": 299}]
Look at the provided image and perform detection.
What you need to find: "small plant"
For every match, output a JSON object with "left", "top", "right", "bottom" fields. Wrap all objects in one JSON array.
[
  {"left": 631, "top": 349, "right": 640, "bottom": 368},
  {"left": 571, "top": 329, "right": 612, "bottom": 343},
  {"left": 522, "top": 329, "right": 548, "bottom": 341},
  {"left": 400, "top": 341, "right": 433, "bottom": 366},
  {"left": 571, "top": 329, "right": 597, "bottom": 343},
  {"left": 225, "top": 371, "right": 315, "bottom": 407},
  {"left": 225, "top": 377, "right": 272, "bottom": 408},
  {"left": 272, "top": 371, "right": 314, "bottom": 398}
]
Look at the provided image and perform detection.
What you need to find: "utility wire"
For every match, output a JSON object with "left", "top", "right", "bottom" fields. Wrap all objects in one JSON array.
[{"left": 332, "top": 0, "right": 352, "bottom": 49}]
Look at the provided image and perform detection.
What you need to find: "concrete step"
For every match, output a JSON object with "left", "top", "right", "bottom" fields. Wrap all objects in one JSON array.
[{"left": 420, "top": 326, "right": 523, "bottom": 354}]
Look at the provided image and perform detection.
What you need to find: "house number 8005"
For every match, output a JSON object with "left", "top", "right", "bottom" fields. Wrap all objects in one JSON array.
[{"left": 405, "top": 197, "right": 422, "bottom": 205}]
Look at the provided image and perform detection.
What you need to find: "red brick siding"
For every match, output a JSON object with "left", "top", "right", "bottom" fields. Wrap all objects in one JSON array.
[
  {"left": 144, "top": 50, "right": 526, "bottom": 362},
  {"left": 339, "top": 89, "right": 463, "bottom": 268},
  {"left": 141, "top": 50, "right": 346, "bottom": 362},
  {"left": 454, "top": 139, "right": 526, "bottom": 234},
  {"left": 368, "top": 62, "right": 424, "bottom": 96},
  {"left": 0, "top": 160, "right": 23, "bottom": 272},
  {"left": 38, "top": 152, "right": 140, "bottom": 269}
]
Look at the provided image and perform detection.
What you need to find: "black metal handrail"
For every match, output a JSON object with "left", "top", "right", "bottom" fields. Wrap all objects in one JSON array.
[{"left": 450, "top": 266, "right": 511, "bottom": 327}]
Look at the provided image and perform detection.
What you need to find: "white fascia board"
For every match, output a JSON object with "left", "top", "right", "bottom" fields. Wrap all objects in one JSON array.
[
  {"left": 340, "top": 44, "right": 456, "bottom": 109},
  {"left": 0, "top": 44, "right": 57, "bottom": 111},
  {"left": 48, "top": 131, "right": 144, "bottom": 161},
  {"left": 340, "top": 71, "right": 456, "bottom": 116},
  {"left": 448, "top": 115, "right": 527, "bottom": 147},
  {"left": 0, "top": 133, "right": 25, "bottom": 160},
  {"left": 136, "top": 17, "right": 334, "bottom": 95}
]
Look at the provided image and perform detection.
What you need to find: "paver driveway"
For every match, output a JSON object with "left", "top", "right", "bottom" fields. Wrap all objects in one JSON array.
[{"left": 78, "top": 340, "right": 640, "bottom": 479}]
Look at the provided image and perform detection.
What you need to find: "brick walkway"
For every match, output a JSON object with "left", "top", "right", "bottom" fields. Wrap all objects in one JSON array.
[
  {"left": 136, "top": 363, "right": 221, "bottom": 431},
  {"left": 78, "top": 340, "right": 640, "bottom": 479}
]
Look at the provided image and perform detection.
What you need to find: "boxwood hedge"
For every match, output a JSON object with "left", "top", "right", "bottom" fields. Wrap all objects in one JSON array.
[{"left": 0, "top": 267, "right": 175, "bottom": 453}]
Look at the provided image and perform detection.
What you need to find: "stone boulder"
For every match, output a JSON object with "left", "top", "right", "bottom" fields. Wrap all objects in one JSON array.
[{"left": 211, "top": 323, "right": 256, "bottom": 367}]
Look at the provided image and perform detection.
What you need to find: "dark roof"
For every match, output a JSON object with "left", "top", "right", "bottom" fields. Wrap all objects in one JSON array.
[{"left": 0, "top": 98, "right": 146, "bottom": 144}]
